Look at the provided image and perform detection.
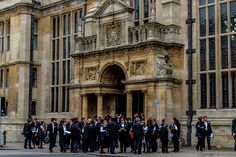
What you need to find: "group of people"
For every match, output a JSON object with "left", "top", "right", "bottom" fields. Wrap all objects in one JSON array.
[
  {"left": 195, "top": 116, "right": 213, "bottom": 151},
  {"left": 22, "top": 113, "right": 181, "bottom": 154}
]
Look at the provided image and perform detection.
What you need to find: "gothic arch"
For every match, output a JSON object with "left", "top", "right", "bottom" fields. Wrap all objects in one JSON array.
[{"left": 99, "top": 62, "right": 128, "bottom": 84}]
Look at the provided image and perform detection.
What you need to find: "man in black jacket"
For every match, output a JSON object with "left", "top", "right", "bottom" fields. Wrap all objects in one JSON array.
[
  {"left": 47, "top": 118, "right": 57, "bottom": 152},
  {"left": 23, "top": 119, "right": 33, "bottom": 149},
  {"left": 133, "top": 117, "right": 143, "bottom": 154},
  {"left": 204, "top": 116, "right": 213, "bottom": 150},
  {"left": 58, "top": 120, "right": 67, "bottom": 153},
  {"left": 107, "top": 118, "right": 118, "bottom": 154},
  {"left": 160, "top": 119, "right": 169, "bottom": 153},
  {"left": 71, "top": 118, "right": 81, "bottom": 153},
  {"left": 232, "top": 118, "right": 236, "bottom": 151}
]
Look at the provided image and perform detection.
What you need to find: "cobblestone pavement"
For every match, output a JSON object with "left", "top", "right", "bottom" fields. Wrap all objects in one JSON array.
[{"left": 0, "top": 143, "right": 235, "bottom": 157}]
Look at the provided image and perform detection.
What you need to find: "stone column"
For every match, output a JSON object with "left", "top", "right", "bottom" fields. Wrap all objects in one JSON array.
[
  {"left": 97, "top": 94, "right": 103, "bottom": 118},
  {"left": 82, "top": 95, "right": 88, "bottom": 119},
  {"left": 126, "top": 91, "right": 133, "bottom": 118}
]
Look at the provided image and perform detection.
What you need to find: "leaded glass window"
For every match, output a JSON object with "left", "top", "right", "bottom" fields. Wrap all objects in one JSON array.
[
  {"left": 135, "top": 0, "right": 139, "bottom": 20},
  {"left": 200, "top": 8, "right": 206, "bottom": 37},
  {"left": 220, "top": 3, "right": 228, "bottom": 33},
  {"left": 199, "top": 1, "right": 236, "bottom": 109},
  {"left": 232, "top": 71, "right": 236, "bottom": 108},
  {"left": 209, "top": 73, "right": 216, "bottom": 108},
  {"left": 209, "top": 38, "right": 215, "bottom": 70},
  {"left": 221, "top": 36, "right": 228, "bottom": 69},
  {"left": 144, "top": 0, "right": 149, "bottom": 18},
  {"left": 230, "top": 2, "right": 236, "bottom": 32},
  {"left": 51, "top": 11, "right": 76, "bottom": 112},
  {"left": 231, "top": 35, "right": 236, "bottom": 68},
  {"left": 200, "top": 74, "right": 207, "bottom": 109},
  {"left": 222, "top": 72, "right": 228, "bottom": 108},
  {"left": 208, "top": 6, "right": 215, "bottom": 35},
  {"left": 200, "top": 39, "right": 206, "bottom": 71}
]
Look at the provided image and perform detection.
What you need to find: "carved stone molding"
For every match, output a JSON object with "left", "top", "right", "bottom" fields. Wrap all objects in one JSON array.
[
  {"left": 84, "top": 66, "right": 97, "bottom": 81},
  {"left": 130, "top": 61, "right": 146, "bottom": 77}
]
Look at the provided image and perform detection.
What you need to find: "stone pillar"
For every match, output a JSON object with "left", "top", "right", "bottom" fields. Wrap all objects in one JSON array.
[
  {"left": 97, "top": 94, "right": 103, "bottom": 118},
  {"left": 82, "top": 95, "right": 88, "bottom": 119},
  {"left": 126, "top": 91, "right": 133, "bottom": 118}
]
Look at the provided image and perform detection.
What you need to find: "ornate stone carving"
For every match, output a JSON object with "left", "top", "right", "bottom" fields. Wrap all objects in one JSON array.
[
  {"left": 156, "top": 54, "right": 173, "bottom": 76},
  {"left": 130, "top": 61, "right": 146, "bottom": 77},
  {"left": 84, "top": 67, "right": 97, "bottom": 81},
  {"left": 106, "top": 22, "right": 121, "bottom": 46}
]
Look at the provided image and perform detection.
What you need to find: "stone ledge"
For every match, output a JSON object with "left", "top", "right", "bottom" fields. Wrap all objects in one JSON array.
[{"left": 162, "top": 0, "right": 180, "bottom": 5}]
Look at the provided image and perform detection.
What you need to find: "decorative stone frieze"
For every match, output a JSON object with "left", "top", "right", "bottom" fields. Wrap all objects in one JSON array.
[
  {"left": 84, "top": 66, "right": 97, "bottom": 81},
  {"left": 130, "top": 61, "right": 146, "bottom": 77}
]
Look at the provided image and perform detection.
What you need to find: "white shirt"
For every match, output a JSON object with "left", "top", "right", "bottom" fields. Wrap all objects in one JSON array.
[{"left": 205, "top": 121, "right": 208, "bottom": 131}]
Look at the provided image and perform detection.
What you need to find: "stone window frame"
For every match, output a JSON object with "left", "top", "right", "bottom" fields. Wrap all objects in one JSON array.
[
  {"left": 32, "top": 19, "right": 38, "bottom": 50},
  {"left": 198, "top": 0, "right": 236, "bottom": 110},
  {"left": 131, "top": 0, "right": 152, "bottom": 25},
  {"left": 0, "top": 19, "right": 10, "bottom": 53},
  {"left": 51, "top": 15, "right": 60, "bottom": 112},
  {"left": 50, "top": 9, "right": 82, "bottom": 113}
]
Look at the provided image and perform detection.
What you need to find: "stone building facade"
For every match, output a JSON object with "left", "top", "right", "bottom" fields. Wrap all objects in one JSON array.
[{"left": 0, "top": 0, "right": 235, "bottom": 148}]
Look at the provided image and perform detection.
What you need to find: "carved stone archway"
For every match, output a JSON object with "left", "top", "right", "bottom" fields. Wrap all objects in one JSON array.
[
  {"left": 99, "top": 62, "right": 128, "bottom": 84},
  {"left": 99, "top": 63, "right": 127, "bottom": 116}
]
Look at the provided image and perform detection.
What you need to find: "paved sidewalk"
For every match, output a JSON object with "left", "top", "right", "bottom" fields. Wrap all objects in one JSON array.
[{"left": 0, "top": 143, "right": 236, "bottom": 157}]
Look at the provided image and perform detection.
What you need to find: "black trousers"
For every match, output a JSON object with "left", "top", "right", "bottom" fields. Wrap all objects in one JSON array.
[
  {"left": 234, "top": 136, "right": 236, "bottom": 151},
  {"left": 82, "top": 139, "right": 89, "bottom": 152},
  {"left": 203, "top": 135, "right": 211, "bottom": 149},
  {"left": 49, "top": 134, "right": 56, "bottom": 151},
  {"left": 100, "top": 138, "right": 105, "bottom": 153},
  {"left": 71, "top": 138, "right": 79, "bottom": 152},
  {"left": 59, "top": 136, "right": 66, "bottom": 152},
  {"left": 119, "top": 136, "right": 127, "bottom": 152},
  {"left": 172, "top": 138, "right": 179, "bottom": 151},
  {"left": 109, "top": 138, "right": 116, "bottom": 153},
  {"left": 24, "top": 134, "right": 32, "bottom": 148},
  {"left": 145, "top": 136, "right": 151, "bottom": 152},
  {"left": 161, "top": 139, "right": 168, "bottom": 153},
  {"left": 196, "top": 137, "right": 204, "bottom": 151},
  {"left": 151, "top": 136, "right": 157, "bottom": 152},
  {"left": 134, "top": 138, "right": 142, "bottom": 154}
]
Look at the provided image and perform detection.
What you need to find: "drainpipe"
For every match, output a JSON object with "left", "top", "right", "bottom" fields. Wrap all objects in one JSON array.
[
  {"left": 83, "top": 0, "right": 87, "bottom": 38},
  {"left": 186, "top": 0, "right": 196, "bottom": 146},
  {"left": 28, "top": 7, "right": 34, "bottom": 118}
]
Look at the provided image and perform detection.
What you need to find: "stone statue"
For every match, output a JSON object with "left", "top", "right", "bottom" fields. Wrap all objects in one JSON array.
[
  {"left": 150, "top": 0, "right": 156, "bottom": 22},
  {"left": 156, "top": 54, "right": 173, "bottom": 76}
]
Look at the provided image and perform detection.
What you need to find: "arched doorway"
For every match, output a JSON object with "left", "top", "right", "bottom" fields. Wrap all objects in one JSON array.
[{"left": 100, "top": 64, "right": 127, "bottom": 116}]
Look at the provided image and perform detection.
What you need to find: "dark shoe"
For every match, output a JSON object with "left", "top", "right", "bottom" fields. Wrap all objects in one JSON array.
[
  {"left": 49, "top": 149, "right": 53, "bottom": 153},
  {"left": 24, "top": 147, "right": 28, "bottom": 149}
]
